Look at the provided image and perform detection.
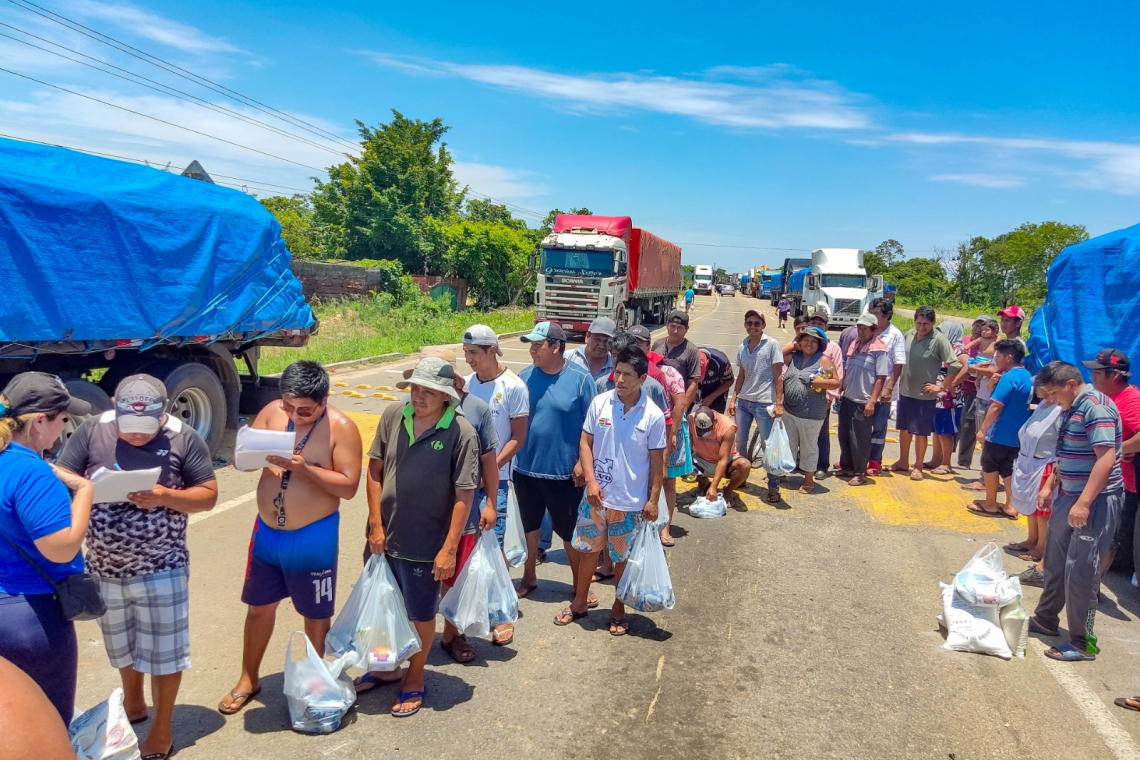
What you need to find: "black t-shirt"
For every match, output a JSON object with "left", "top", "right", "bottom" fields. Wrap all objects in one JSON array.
[
  {"left": 698, "top": 347, "right": 734, "bottom": 402},
  {"left": 56, "top": 412, "right": 216, "bottom": 578}
]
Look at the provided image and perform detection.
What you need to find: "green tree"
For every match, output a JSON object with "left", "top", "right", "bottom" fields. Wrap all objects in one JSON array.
[
  {"left": 463, "top": 198, "right": 527, "bottom": 231},
  {"left": 310, "top": 110, "right": 464, "bottom": 269},
  {"left": 875, "top": 239, "right": 905, "bottom": 268},
  {"left": 261, "top": 195, "right": 322, "bottom": 259},
  {"left": 887, "top": 257, "right": 949, "bottom": 302},
  {"left": 862, "top": 250, "right": 887, "bottom": 276},
  {"left": 425, "top": 218, "right": 535, "bottom": 307}
]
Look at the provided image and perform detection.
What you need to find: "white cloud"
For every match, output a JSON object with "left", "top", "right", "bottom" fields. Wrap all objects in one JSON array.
[
  {"left": 930, "top": 173, "right": 1024, "bottom": 188},
  {"left": 452, "top": 161, "right": 544, "bottom": 200},
  {"left": 69, "top": 0, "right": 245, "bottom": 55},
  {"left": 362, "top": 52, "right": 872, "bottom": 131}
]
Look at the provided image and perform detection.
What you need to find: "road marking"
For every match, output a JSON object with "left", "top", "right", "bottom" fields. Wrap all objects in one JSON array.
[
  {"left": 645, "top": 686, "right": 662, "bottom": 723},
  {"left": 189, "top": 490, "right": 255, "bottom": 525},
  {"left": 1029, "top": 638, "right": 1140, "bottom": 759},
  {"left": 655, "top": 655, "right": 665, "bottom": 682}
]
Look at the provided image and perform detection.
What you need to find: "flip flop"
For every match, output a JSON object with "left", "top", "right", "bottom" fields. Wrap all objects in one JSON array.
[
  {"left": 592, "top": 571, "right": 615, "bottom": 583},
  {"left": 966, "top": 501, "right": 1004, "bottom": 517},
  {"left": 392, "top": 689, "right": 425, "bottom": 718},
  {"left": 931, "top": 466, "right": 953, "bottom": 475},
  {"left": 847, "top": 476, "right": 868, "bottom": 486},
  {"left": 909, "top": 468, "right": 924, "bottom": 481},
  {"left": 660, "top": 535, "right": 676, "bottom": 547},
  {"left": 354, "top": 671, "right": 404, "bottom": 694},
  {"left": 553, "top": 606, "right": 589, "bottom": 626},
  {"left": 491, "top": 625, "right": 514, "bottom": 646},
  {"left": 1045, "top": 643, "right": 1095, "bottom": 662},
  {"left": 1114, "top": 697, "right": 1140, "bottom": 712},
  {"left": 127, "top": 711, "right": 149, "bottom": 725},
  {"left": 587, "top": 591, "right": 599, "bottom": 609},
  {"left": 608, "top": 617, "right": 629, "bottom": 636},
  {"left": 218, "top": 686, "right": 261, "bottom": 715},
  {"left": 514, "top": 581, "right": 538, "bottom": 598},
  {"left": 141, "top": 745, "right": 174, "bottom": 760}
]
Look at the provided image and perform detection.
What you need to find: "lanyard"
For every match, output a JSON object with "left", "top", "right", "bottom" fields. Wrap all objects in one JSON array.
[{"left": 273, "top": 409, "right": 326, "bottom": 527}]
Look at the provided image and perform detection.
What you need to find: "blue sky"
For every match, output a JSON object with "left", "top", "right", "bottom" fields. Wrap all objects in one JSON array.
[{"left": 2, "top": 0, "right": 1138, "bottom": 271}]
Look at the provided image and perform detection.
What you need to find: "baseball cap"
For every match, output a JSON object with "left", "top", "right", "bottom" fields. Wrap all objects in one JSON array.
[
  {"left": 396, "top": 357, "right": 461, "bottom": 403},
  {"left": 998, "top": 305, "right": 1025, "bottom": 320},
  {"left": 1082, "top": 348, "right": 1131, "bottom": 372},
  {"left": 0, "top": 372, "right": 91, "bottom": 418},
  {"left": 587, "top": 317, "right": 617, "bottom": 338},
  {"left": 744, "top": 309, "right": 764, "bottom": 323},
  {"left": 808, "top": 304, "right": 830, "bottom": 322},
  {"left": 114, "top": 374, "right": 168, "bottom": 435},
  {"left": 462, "top": 324, "right": 502, "bottom": 355},
  {"left": 627, "top": 325, "right": 652, "bottom": 343},
  {"left": 693, "top": 406, "right": 716, "bottom": 435},
  {"left": 856, "top": 312, "right": 877, "bottom": 328},
  {"left": 520, "top": 321, "right": 568, "bottom": 343},
  {"left": 973, "top": 314, "right": 992, "bottom": 324},
  {"left": 667, "top": 310, "right": 689, "bottom": 327}
]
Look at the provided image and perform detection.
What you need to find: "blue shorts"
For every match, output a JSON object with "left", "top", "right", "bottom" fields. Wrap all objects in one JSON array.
[
  {"left": 385, "top": 555, "right": 440, "bottom": 623},
  {"left": 470, "top": 480, "right": 510, "bottom": 546},
  {"left": 934, "top": 406, "right": 961, "bottom": 436},
  {"left": 242, "top": 512, "right": 339, "bottom": 619}
]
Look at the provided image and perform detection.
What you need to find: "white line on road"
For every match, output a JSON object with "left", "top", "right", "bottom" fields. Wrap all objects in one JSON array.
[
  {"left": 189, "top": 490, "right": 256, "bottom": 525},
  {"left": 1029, "top": 638, "right": 1140, "bottom": 759}
]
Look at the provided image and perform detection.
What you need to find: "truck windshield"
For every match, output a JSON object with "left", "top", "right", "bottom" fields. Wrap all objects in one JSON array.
[
  {"left": 821, "top": 274, "right": 866, "bottom": 288},
  {"left": 542, "top": 248, "right": 614, "bottom": 277}
]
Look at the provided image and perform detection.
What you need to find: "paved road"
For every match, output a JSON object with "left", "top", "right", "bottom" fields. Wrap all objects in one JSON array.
[{"left": 72, "top": 294, "right": 1140, "bottom": 759}]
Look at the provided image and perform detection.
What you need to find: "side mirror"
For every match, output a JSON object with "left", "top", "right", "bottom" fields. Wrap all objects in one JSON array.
[
  {"left": 529, "top": 250, "right": 537, "bottom": 271},
  {"left": 807, "top": 275, "right": 817, "bottom": 290},
  {"left": 871, "top": 275, "right": 884, "bottom": 292},
  {"left": 617, "top": 261, "right": 627, "bottom": 276}
]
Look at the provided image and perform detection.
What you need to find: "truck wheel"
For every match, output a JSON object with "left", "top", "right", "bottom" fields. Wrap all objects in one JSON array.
[
  {"left": 139, "top": 361, "right": 227, "bottom": 454},
  {"left": 51, "top": 379, "right": 113, "bottom": 456}
]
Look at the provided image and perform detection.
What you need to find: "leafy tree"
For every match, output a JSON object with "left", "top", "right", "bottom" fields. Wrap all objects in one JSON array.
[
  {"left": 886, "top": 257, "right": 949, "bottom": 302},
  {"left": 463, "top": 198, "right": 527, "bottom": 231},
  {"left": 261, "top": 195, "right": 323, "bottom": 259},
  {"left": 875, "top": 239, "right": 905, "bottom": 268},
  {"left": 425, "top": 219, "right": 535, "bottom": 307},
  {"left": 862, "top": 250, "right": 887, "bottom": 276}
]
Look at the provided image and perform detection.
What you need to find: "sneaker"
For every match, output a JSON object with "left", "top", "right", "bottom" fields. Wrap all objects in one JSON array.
[{"left": 1018, "top": 567, "right": 1045, "bottom": 588}]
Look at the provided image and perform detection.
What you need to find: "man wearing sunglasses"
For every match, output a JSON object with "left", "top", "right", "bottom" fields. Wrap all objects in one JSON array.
[{"left": 219, "top": 360, "right": 363, "bottom": 716}]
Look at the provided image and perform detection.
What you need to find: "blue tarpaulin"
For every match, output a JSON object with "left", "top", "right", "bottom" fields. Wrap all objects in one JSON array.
[
  {"left": 1027, "top": 222, "right": 1140, "bottom": 377},
  {"left": 0, "top": 137, "right": 314, "bottom": 349}
]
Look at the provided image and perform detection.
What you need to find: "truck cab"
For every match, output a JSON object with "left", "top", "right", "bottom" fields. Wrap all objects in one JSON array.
[
  {"left": 801, "top": 248, "right": 884, "bottom": 327},
  {"left": 693, "top": 265, "right": 714, "bottom": 295},
  {"left": 535, "top": 226, "right": 628, "bottom": 333}
]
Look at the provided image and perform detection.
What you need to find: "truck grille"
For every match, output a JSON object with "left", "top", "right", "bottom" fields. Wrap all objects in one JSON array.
[
  {"left": 542, "top": 283, "right": 600, "bottom": 320},
  {"left": 834, "top": 299, "right": 862, "bottom": 317}
]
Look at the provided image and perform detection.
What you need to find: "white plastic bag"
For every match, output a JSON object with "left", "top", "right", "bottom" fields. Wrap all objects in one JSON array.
[
  {"left": 953, "top": 542, "right": 1020, "bottom": 607},
  {"left": 1000, "top": 598, "right": 1029, "bottom": 658},
  {"left": 617, "top": 520, "right": 675, "bottom": 612},
  {"left": 480, "top": 530, "right": 520, "bottom": 629},
  {"left": 502, "top": 482, "right": 528, "bottom": 568},
  {"left": 441, "top": 532, "right": 495, "bottom": 638},
  {"left": 326, "top": 554, "right": 421, "bottom": 672},
  {"left": 283, "top": 631, "right": 356, "bottom": 734},
  {"left": 763, "top": 418, "right": 797, "bottom": 475},
  {"left": 70, "top": 688, "right": 140, "bottom": 760},
  {"left": 652, "top": 488, "right": 670, "bottom": 530},
  {"left": 690, "top": 493, "right": 727, "bottom": 518},
  {"left": 939, "top": 583, "right": 1012, "bottom": 659}
]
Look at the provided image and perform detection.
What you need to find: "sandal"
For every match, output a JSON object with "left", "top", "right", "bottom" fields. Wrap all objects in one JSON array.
[
  {"left": 587, "top": 591, "right": 599, "bottom": 609},
  {"left": 592, "top": 571, "right": 615, "bottom": 583},
  {"left": 931, "top": 466, "right": 953, "bottom": 475},
  {"left": 514, "top": 581, "right": 538, "bottom": 598},
  {"left": 491, "top": 625, "right": 514, "bottom": 646},
  {"left": 553, "top": 606, "right": 589, "bottom": 626},
  {"left": 1044, "top": 643, "right": 1095, "bottom": 662},
  {"left": 847, "top": 475, "right": 867, "bottom": 487},
  {"left": 608, "top": 617, "right": 629, "bottom": 636},
  {"left": 909, "top": 468, "right": 924, "bottom": 481},
  {"left": 766, "top": 490, "right": 781, "bottom": 504},
  {"left": 392, "top": 689, "right": 425, "bottom": 717},
  {"left": 660, "top": 534, "right": 676, "bottom": 547},
  {"left": 440, "top": 635, "right": 476, "bottom": 663},
  {"left": 218, "top": 686, "right": 261, "bottom": 715},
  {"left": 1114, "top": 697, "right": 1140, "bottom": 712},
  {"left": 141, "top": 745, "right": 174, "bottom": 760},
  {"left": 354, "top": 671, "right": 404, "bottom": 694},
  {"left": 966, "top": 501, "right": 1003, "bottom": 517}
]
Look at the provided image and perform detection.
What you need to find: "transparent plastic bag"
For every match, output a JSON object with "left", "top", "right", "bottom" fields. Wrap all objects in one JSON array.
[
  {"left": 69, "top": 688, "right": 140, "bottom": 760},
  {"left": 283, "top": 632, "right": 357, "bottom": 734},
  {"left": 616, "top": 520, "right": 675, "bottom": 612},
  {"left": 690, "top": 493, "right": 727, "bottom": 518},
  {"left": 481, "top": 530, "right": 519, "bottom": 628},
  {"left": 764, "top": 418, "right": 797, "bottom": 475},
  {"left": 325, "top": 554, "right": 421, "bottom": 672},
  {"left": 441, "top": 530, "right": 495, "bottom": 637},
  {"left": 953, "top": 542, "right": 1020, "bottom": 607},
  {"left": 1000, "top": 598, "right": 1029, "bottom": 658},
  {"left": 503, "top": 482, "right": 528, "bottom": 568},
  {"left": 652, "top": 488, "right": 670, "bottom": 530}
]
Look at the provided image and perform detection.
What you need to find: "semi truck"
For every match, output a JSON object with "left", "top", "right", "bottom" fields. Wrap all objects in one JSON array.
[
  {"left": 757, "top": 268, "right": 776, "bottom": 299},
  {"left": 532, "top": 215, "right": 682, "bottom": 333},
  {"left": 781, "top": 248, "right": 885, "bottom": 327},
  {"left": 770, "top": 256, "right": 812, "bottom": 306},
  {"left": 0, "top": 137, "right": 316, "bottom": 456},
  {"left": 692, "top": 265, "right": 714, "bottom": 295}
]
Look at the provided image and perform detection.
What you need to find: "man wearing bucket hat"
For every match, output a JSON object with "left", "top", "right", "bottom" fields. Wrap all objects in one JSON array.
[
  {"left": 57, "top": 374, "right": 218, "bottom": 758},
  {"left": 365, "top": 357, "right": 480, "bottom": 717}
]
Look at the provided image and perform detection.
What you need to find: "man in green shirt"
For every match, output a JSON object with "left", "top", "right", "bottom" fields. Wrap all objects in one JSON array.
[{"left": 891, "top": 306, "right": 962, "bottom": 480}]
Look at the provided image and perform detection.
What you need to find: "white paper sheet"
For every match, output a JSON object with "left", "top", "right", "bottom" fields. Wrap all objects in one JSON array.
[
  {"left": 234, "top": 426, "right": 295, "bottom": 471},
  {"left": 90, "top": 466, "right": 162, "bottom": 504}
]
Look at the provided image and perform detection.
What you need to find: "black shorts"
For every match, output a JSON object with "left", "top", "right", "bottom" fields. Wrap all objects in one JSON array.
[
  {"left": 386, "top": 555, "right": 441, "bottom": 623},
  {"left": 981, "top": 441, "right": 1019, "bottom": 478},
  {"left": 896, "top": 395, "right": 937, "bottom": 437},
  {"left": 513, "top": 471, "right": 583, "bottom": 542}
]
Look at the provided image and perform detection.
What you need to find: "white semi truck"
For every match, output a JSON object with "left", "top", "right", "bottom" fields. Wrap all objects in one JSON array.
[
  {"left": 785, "top": 248, "right": 885, "bottom": 328},
  {"left": 693, "top": 265, "right": 714, "bottom": 295}
]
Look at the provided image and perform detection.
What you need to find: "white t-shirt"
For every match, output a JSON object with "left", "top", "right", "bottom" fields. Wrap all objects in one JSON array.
[
  {"left": 582, "top": 389, "right": 667, "bottom": 512},
  {"left": 467, "top": 368, "right": 530, "bottom": 480},
  {"left": 879, "top": 323, "right": 906, "bottom": 401}
]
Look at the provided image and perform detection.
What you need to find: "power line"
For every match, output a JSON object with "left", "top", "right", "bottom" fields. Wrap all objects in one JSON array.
[
  {"left": 678, "top": 242, "right": 812, "bottom": 251},
  {"left": 0, "top": 24, "right": 349, "bottom": 158},
  {"left": 4, "top": 0, "right": 360, "bottom": 152},
  {"left": 0, "top": 67, "right": 325, "bottom": 171}
]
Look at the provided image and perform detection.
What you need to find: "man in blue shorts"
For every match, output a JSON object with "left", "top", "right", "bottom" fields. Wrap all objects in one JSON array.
[
  {"left": 684, "top": 286, "right": 695, "bottom": 312},
  {"left": 220, "top": 361, "right": 363, "bottom": 716}
]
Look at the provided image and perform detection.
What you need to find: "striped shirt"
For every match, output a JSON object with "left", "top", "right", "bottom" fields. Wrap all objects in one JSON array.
[{"left": 1056, "top": 386, "right": 1123, "bottom": 497}]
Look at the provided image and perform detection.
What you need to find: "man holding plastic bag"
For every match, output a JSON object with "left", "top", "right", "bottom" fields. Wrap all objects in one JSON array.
[
  {"left": 729, "top": 309, "right": 785, "bottom": 503},
  {"left": 364, "top": 357, "right": 480, "bottom": 717},
  {"left": 689, "top": 406, "right": 752, "bottom": 503},
  {"left": 559, "top": 346, "right": 666, "bottom": 636}
]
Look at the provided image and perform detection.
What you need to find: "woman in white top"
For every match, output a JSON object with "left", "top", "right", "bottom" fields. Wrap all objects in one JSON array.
[{"left": 1004, "top": 386, "right": 1062, "bottom": 563}]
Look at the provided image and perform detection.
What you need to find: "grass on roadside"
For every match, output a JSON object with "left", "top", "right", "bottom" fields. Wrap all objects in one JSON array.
[{"left": 259, "top": 297, "right": 535, "bottom": 375}]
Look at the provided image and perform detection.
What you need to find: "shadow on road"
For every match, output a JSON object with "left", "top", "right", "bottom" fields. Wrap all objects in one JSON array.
[{"left": 170, "top": 704, "right": 226, "bottom": 749}]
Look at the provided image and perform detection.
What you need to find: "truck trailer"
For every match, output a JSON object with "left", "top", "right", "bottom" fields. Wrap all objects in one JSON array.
[
  {"left": 533, "top": 215, "right": 682, "bottom": 333},
  {"left": 770, "top": 257, "right": 812, "bottom": 306},
  {"left": 782, "top": 248, "right": 885, "bottom": 327}
]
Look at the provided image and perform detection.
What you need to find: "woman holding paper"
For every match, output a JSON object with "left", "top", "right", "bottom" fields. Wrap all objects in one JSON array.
[{"left": 0, "top": 372, "right": 94, "bottom": 723}]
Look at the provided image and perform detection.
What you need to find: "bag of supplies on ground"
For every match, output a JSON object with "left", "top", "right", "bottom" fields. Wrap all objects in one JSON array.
[
  {"left": 283, "top": 631, "right": 356, "bottom": 734},
  {"left": 690, "top": 492, "right": 727, "bottom": 518},
  {"left": 953, "top": 542, "right": 1021, "bottom": 607},
  {"left": 938, "top": 583, "right": 1012, "bottom": 659},
  {"left": 502, "top": 482, "right": 528, "bottom": 568},
  {"left": 441, "top": 529, "right": 511, "bottom": 637},
  {"left": 325, "top": 554, "right": 422, "bottom": 672},
  {"left": 999, "top": 598, "right": 1029, "bottom": 658},
  {"left": 764, "top": 418, "right": 797, "bottom": 475},
  {"left": 617, "top": 520, "right": 675, "bottom": 613},
  {"left": 69, "top": 688, "right": 141, "bottom": 760}
]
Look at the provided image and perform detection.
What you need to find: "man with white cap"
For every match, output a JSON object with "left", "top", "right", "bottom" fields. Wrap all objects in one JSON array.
[
  {"left": 365, "top": 357, "right": 480, "bottom": 717},
  {"left": 566, "top": 317, "right": 617, "bottom": 381},
  {"left": 57, "top": 374, "right": 218, "bottom": 759}
]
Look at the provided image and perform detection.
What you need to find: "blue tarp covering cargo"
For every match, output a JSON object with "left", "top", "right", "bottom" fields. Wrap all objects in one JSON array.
[
  {"left": 788, "top": 268, "right": 808, "bottom": 294},
  {"left": 0, "top": 137, "right": 314, "bottom": 350},
  {"left": 770, "top": 272, "right": 783, "bottom": 290},
  {"left": 1027, "top": 222, "right": 1140, "bottom": 376}
]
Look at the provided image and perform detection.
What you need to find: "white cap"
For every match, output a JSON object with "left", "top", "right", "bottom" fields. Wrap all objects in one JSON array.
[{"left": 462, "top": 324, "right": 502, "bottom": 355}]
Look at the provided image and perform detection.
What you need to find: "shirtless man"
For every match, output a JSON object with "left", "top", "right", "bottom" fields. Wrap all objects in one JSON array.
[{"left": 219, "top": 360, "right": 362, "bottom": 715}]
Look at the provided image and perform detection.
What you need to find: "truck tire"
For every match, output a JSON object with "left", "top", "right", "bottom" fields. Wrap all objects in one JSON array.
[
  {"left": 139, "top": 360, "right": 227, "bottom": 454},
  {"left": 51, "top": 379, "right": 113, "bottom": 456}
]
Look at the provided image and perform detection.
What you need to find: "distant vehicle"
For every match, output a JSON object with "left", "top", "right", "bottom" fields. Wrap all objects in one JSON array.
[
  {"left": 770, "top": 257, "right": 812, "bottom": 306},
  {"left": 758, "top": 269, "right": 776, "bottom": 298},
  {"left": 783, "top": 249, "right": 885, "bottom": 327},
  {"left": 533, "top": 215, "right": 682, "bottom": 332},
  {"left": 693, "top": 265, "right": 714, "bottom": 295},
  {"left": 722, "top": 284, "right": 736, "bottom": 297}
]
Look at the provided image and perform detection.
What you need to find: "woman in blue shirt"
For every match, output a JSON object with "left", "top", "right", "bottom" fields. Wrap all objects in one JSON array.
[{"left": 0, "top": 373, "right": 94, "bottom": 722}]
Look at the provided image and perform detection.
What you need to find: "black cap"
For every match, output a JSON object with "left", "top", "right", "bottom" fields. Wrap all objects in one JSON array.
[
  {"left": 1, "top": 372, "right": 91, "bottom": 418},
  {"left": 1082, "top": 348, "right": 1131, "bottom": 372},
  {"left": 626, "top": 325, "right": 652, "bottom": 342},
  {"left": 667, "top": 310, "right": 689, "bottom": 327}
]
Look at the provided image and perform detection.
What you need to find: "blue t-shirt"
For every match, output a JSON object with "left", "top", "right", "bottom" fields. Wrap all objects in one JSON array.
[
  {"left": 988, "top": 366, "right": 1033, "bottom": 447},
  {"left": 0, "top": 442, "right": 83, "bottom": 594},
  {"left": 515, "top": 361, "right": 596, "bottom": 479},
  {"left": 685, "top": 288, "right": 695, "bottom": 301}
]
